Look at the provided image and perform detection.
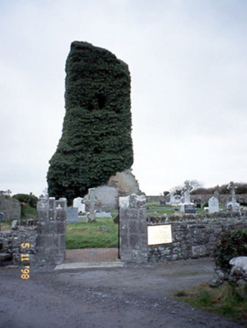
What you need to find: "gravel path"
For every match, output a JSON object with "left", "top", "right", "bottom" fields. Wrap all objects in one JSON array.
[{"left": 0, "top": 258, "right": 244, "bottom": 328}]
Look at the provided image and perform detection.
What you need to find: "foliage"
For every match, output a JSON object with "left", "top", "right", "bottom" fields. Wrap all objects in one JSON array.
[
  {"left": 20, "top": 204, "right": 37, "bottom": 219},
  {"left": 66, "top": 217, "right": 118, "bottom": 249},
  {"left": 12, "top": 193, "right": 38, "bottom": 208},
  {"left": 184, "top": 179, "right": 203, "bottom": 190},
  {"left": 175, "top": 283, "right": 247, "bottom": 326},
  {"left": 47, "top": 42, "right": 133, "bottom": 204},
  {"left": 169, "top": 180, "right": 203, "bottom": 196},
  {"left": 214, "top": 229, "right": 247, "bottom": 275},
  {"left": 191, "top": 182, "right": 247, "bottom": 195}
]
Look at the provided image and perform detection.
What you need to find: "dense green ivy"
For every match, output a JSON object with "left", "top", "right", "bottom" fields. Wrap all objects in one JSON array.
[
  {"left": 214, "top": 229, "right": 247, "bottom": 274},
  {"left": 47, "top": 42, "right": 133, "bottom": 204}
]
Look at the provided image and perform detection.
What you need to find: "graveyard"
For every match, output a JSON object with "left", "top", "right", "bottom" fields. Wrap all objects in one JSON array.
[{"left": 1, "top": 40, "right": 247, "bottom": 328}]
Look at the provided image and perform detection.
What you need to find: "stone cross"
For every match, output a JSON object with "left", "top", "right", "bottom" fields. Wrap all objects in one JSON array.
[
  {"left": 227, "top": 181, "right": 240, "bottom": 213},
  {"left": 213, "top": 190, "right": 219, "bottom": 200},
  {"left": 88, "top": 188, "right": 96, "bottom": 222},
  {"left": 42, "top": 188, "right": 49, "bottom": 199},
  {"left": 182, "top": 181, "right": 193, "bottom": 203},
  {"left": 227, "top": 181, "right": 237, "bottom": 204}
]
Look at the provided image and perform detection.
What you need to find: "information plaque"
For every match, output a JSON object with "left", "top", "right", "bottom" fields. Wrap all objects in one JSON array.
[{"left": 147, "top": 225, "right": 172, "bottom": 245}]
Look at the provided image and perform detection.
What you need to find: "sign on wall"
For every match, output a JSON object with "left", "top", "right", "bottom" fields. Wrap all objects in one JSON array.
[{"left": 147, "top": 225, "right": 172, "bottom": 245}]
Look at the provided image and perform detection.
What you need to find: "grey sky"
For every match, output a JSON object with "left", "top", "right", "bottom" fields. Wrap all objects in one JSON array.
[{"left": 1, "top": 0, "right": 247, "bottom": 196}]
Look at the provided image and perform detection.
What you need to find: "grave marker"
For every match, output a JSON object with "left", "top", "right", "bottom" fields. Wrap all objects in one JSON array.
[{"left": 208, "top": 196, "right": 219, "bottom": 214}]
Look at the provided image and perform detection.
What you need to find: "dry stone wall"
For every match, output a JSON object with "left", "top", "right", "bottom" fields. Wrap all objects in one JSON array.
[
  {"left": 0, "top": 223, "right": 37, "bottom": 266},
  {"left": 0, "top": 198, "right": 67, "bottom": 269},
  {"left": 147, "top": 216, "right": 247, "bottom": 262}
]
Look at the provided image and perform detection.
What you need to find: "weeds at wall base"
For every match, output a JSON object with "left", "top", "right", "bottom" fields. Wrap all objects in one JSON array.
[{"left": 175, "top": 282, "right": 247, "bottom": 327}]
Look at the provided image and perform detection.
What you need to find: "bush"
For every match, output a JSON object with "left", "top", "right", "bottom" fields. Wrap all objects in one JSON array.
[
  {"left": 214, "top": 229, "right": 247, "bottom": 275},
  {"left": 12, "top": 193, "right": 38, "bottom": 208}
]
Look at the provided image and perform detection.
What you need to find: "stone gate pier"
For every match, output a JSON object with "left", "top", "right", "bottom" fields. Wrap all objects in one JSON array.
[
  {"left": 119, "top": 194, "right": 148, "bottom": 262},
  {"left": 36, "top": 197, "right": 67, "bottom": 267}
]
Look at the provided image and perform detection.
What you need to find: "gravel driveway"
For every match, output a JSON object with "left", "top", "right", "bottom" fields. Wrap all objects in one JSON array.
[{"left": 0, "top": 258, "right": 244, "bottom": 328}]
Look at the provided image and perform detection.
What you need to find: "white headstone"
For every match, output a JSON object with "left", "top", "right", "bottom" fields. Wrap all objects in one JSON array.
[
  {"left": 73, "top": 197, "right": 85, "bottom": 213},
  {"left": 169, "top": 192, "right": 181, "bottom": 205},
  {"left": 208, "top": 196, "right": 219, "bottom": 214}
]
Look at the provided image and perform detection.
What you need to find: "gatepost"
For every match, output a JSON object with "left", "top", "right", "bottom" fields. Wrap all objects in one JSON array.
[
  {"left": 119, "top": 194, "right": 148, "bottom": 262},
  {"left": 36, "top": 197, "right": 67, "bottom": 267}
]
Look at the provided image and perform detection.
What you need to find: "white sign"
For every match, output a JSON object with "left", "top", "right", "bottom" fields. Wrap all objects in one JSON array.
[{"left": 148, "top": 225, "right": 172, "bottom": 245}]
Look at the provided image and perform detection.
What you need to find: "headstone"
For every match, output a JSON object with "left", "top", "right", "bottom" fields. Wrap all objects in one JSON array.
[
  {"left": 168, "top": 192, "right": 181, "bottom": 205},
  {"left": 67, "top": 207, "right": 79, "bottom": 223},
  {"left": 73, "top": 197, "right": 85, "bottom": 213},
  {"left": 208, "top": 196, "right": 219, "bottom": 214},
  {"left": 194, "top": 199, "right": 201, "bottom": 208},
  {"left": 87, "top": 188, "right": 96, "bottom": 222},
  {"left": 95, "top": 211, "right": 112, "bottom": 218},
  {"left": 11, "top": 220, "right": 18, "bottom": 230},
  {"left": 94, "top": 186, "right": 118, "bottom": 211},
  {"left": 184, "top": 204, "right": 196, "bottom": 214}
]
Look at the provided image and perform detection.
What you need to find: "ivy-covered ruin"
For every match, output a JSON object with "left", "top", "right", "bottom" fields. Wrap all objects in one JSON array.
[{"left": 47, "top": 41, "right": 133, "bottom": 203}]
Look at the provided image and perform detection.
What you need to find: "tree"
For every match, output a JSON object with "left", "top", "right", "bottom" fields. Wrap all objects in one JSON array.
[
  {"left": 47, "top": 42, "right": 134, "bottom": 204},
  {"left": 170, "top": 180, "right": 203, "bottom": 195},
  {"left": 184, "top": 180, "right": 203, "bottom": 191}
]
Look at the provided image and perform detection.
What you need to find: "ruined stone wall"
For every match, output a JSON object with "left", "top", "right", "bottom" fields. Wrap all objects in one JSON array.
[
  {"left": 148, "top": 217, "right": 247, "bottom": 262},
  {"left": 108, "top": 169, "right": 141, "bottom": 197},
  {"left": 0, "top": 224, "right": 37, "bottom": 265},
  {"left": 47, "top": 41, "right": 134, "bottom": 203},
  {"left": 0, "top": 195, "right": 21, "bottom": 221},
  {"left": 0, "top": 198, "right": 67, "bottom": 268}
]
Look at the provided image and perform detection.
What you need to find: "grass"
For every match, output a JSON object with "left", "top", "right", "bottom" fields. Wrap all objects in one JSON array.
[
  {"left": 0, "top": 221, "right": 11, "bottom": 231},
  {"left": 21, "top": 203, "right": 37, "bottom": 219},
  {"left": 174, "top": 282, "right": 247, "bottom": 327},
  {"left": 66, "top": 216, "right": 118, "bottom": 249}
]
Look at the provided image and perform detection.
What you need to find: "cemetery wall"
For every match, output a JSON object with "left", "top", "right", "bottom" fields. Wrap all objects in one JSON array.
[
  {"left": 147, "top": 216, "right": 247, "bottom": 262},
  {"left": 147, "top": 196, "right": 163, "bottom": 203},
  {"left": 190, "top": 194, "right": 247, "bottom": 205},
  {"left": 0, "top": 198, "right": 67, "bottom": 268},
  {"left": 0, "top": 222, "right": 37, "bottom": 265}
]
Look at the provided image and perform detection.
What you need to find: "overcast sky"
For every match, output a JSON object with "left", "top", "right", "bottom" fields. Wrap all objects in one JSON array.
[{"left": 1, "top": 0, "right": 247, "bottom": 197}]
